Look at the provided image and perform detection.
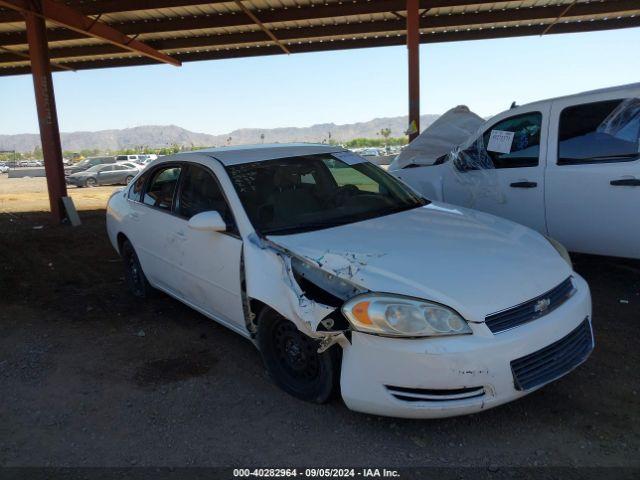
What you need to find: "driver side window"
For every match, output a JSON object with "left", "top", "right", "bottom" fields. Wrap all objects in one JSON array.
[{"left": 457, "top": 112, "right": 542, "bottom": 170}]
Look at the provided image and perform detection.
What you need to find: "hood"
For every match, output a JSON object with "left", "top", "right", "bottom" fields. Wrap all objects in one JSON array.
[
  {"left": 267, "top": 203, "right": 572, "bottom": 322},
  {"left": 390, "top": 106, "right": 484, "bottom": 171}
]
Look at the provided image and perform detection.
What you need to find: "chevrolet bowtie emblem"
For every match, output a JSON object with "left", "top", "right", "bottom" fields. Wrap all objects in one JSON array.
[{"left": 534, "top": 298, "right": 551, "bottom": 313}]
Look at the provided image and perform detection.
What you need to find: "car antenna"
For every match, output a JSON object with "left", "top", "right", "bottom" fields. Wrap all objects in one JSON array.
[{"left": 510, "top": 101, "right": 518, "bottom": 109}]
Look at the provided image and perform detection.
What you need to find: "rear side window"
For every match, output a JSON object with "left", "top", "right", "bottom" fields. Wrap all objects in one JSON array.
[
  {"left": 177, "top": 165, "right": 234, "bottom": 226},
  {"left": 143, "top": 166, "right": 182, "bottom": 210},
  {"left": 558, "top": 98, "right": 640, "bottom": 165}
]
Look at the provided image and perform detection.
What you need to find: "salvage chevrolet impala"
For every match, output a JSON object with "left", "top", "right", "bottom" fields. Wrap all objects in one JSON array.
[{"left": 106, "top": 144, "right": 594, "bottom": 418}]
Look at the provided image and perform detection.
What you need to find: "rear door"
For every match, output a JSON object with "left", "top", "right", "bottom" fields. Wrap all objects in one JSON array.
[
  {"left": 545, "top": 90, "right": 640, "bottom": 258},
  {"left": 443, "top": 107, "right": 549, "bottom": 233}
]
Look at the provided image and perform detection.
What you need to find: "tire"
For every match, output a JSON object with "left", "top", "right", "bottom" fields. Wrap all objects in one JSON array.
[
  {"left": 121, "top": 239, "right": 152, "bottom": 298},
  {"left": 85, "top": 177, "right": 97, "bottom": 187},
  {"left": 256, "top": 308, "right": 339, "bottom": 403},
  {"left": 124, "top": 175, "right": 134, "bottom": 185}
]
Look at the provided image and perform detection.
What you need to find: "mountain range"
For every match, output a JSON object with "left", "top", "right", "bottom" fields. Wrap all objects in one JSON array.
[{"left": 0, "top": 114, "right": 440, "bottom": 153}]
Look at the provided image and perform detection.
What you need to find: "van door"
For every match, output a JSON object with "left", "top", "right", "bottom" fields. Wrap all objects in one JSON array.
[
  {"left": 443, "top": 107, "right": 549, "bottom": 233},
  {"left": 545, "top": 93, "right": 640, "bottom": 258}
]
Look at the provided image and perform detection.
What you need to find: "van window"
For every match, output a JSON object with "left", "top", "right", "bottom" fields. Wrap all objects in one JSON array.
[
  {"left": 481, "top": 112, "right": 542, "bottom": 168},
  {"left": 558, "top": 98, "right": 640, "bottom": 165},
  {"left": 455, "top": 112, "right": 542, "bottom": 171},
  {"left": 177, "top": 165, "right": 234, "bottom": 228},
  {"left": 143, "top": 166, "right": 182, "bottom": 210}
]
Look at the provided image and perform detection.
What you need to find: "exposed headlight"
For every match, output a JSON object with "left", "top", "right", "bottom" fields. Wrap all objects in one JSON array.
[
  {"left": 342, "top": 294, "right": 471, "bottom": 337},
  {"left": 545, "top": 236, "right": 572, "bottom": 268}
]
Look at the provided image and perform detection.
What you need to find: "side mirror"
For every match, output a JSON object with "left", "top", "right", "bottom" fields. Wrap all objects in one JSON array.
[{"left": 188, "top": 210, "right": 227, "bottom": 232}]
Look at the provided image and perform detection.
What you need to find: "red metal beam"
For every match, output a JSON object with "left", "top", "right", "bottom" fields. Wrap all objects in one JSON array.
[
  {"left": 1, "top": 0, "right": 638, "bottom": 48},
  {"left": 233, "top": 0, "right": 289, "bottom": 54},
  {"left": 407, "top": 0, "right": 420, "bottom": 142},
  {"left": 2, "top": 15, "right": 639, "bottom": 76},
  {"left": 23, "top": 0, "right": 67, "bottom": 222},
  {"left": 0, "top": 0, "right": 180, "bottom": 66},
  {"left": 0, "top": 0, "right": 234, "bottom": 23}
]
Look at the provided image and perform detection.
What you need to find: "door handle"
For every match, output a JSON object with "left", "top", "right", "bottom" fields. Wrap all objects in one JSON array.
[
  {"left": 174, "top": 231, "right": 186, "bottom": 239},
  {"left": 510, "top": 181, "right": 537, "bottom": 188},
  {"left": 610, "top": 178, "right": 640, "bottom": 186},
  {"left": 130, "top": 212, "right": 139, "bottom": 221}
]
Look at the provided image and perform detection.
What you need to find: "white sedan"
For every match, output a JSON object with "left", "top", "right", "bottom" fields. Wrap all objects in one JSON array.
[{"left": 106, "top": 144, "right": 594, "bottom": 418}]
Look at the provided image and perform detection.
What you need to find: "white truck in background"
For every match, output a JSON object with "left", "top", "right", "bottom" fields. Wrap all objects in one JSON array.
[{"left": 390, "top": 83, "right": 640, "bottom": 259}]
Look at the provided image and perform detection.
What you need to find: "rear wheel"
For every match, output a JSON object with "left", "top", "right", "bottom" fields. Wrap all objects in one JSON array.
[
  {"left": 85, "top": 177, "right": 97, "bottom": 187},
  {"left": 121, "top": 239, "right": 152, "bottom": 298},
  {"left": 124, "top": 175, "right": 134, "bottom": 185},
  {"left": 256, "top": 308, "right": 339, "bottom": 403}
]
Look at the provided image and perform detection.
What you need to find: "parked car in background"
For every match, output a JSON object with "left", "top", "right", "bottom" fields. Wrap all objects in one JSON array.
[
  {"left": 116, "top": 154, "right": 154, "bottom": 164},
  {"left": 67, "top": 163, "right": 139, "bottom": 187},
  {"left": 106, "top": 144, "right": 593, "bottom": 419},
  {"left": 116, "top": 161, "right": 143, "bottom": 171},
  {"left": 0, "top": 164, "right": 9, "bottom": 173},
  {"left": 65, "top": 156, "right": 116, "bottom": 175},
  {"left": 391, "top": 83, "right": 640, "bottom": 259}
]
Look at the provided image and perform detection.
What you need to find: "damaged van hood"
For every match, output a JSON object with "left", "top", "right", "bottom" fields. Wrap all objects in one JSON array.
[{"left": 267, "top": 202, "right": 572, "bottom": 322}]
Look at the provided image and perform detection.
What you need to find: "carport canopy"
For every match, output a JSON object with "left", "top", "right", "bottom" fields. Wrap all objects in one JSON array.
[{"left": 1, "top": 0, "right": 639, "bottom": 221}]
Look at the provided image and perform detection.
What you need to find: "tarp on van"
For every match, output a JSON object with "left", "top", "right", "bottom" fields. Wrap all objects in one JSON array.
[{"left": 390, "top": 105, "right": 484, "bottom": 170}]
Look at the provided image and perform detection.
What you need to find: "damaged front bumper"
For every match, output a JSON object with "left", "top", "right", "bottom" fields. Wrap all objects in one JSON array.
[{"left": 339, "top": 274, "right": 592, "bottom": 419}]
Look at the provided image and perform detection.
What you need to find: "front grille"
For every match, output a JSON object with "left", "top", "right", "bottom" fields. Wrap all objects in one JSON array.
[
  {"left": 486, "top": 277, "right": 575, "bottom": 333},
  {"left": 386, "top": 385, "right": 485, "bottom": 402},
  {"left": 511, "top": 318, "right": 593, "bottom": 391}
]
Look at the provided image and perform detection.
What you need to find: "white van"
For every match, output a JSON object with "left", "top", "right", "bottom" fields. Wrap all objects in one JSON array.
[{"left": 390, "top": 83, "right": 640, "bottom": 259}]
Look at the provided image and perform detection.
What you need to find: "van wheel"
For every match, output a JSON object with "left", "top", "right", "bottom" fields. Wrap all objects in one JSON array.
[
  {"left": 121, "top": 239, "right": 152, "bottom": 298},
  {"left": 256, "top": 309, "right": 339, "bottom": 404}
]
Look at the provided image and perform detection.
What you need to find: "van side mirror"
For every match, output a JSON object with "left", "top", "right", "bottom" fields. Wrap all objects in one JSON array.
[{"left": 188, "top": 211, "right": 227, "bottom": 232}]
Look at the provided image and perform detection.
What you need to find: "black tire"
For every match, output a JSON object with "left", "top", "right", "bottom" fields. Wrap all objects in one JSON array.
[
  {"left": 121, "top": 239, "right": 152, "bottom": 298},
  {"left": 124, "top": 175, "right": 134, "bottom": 185},
  {"left": 256, "top": 308, "right": 339, "bottom": 404},
  {"left": 85, "top": 177, "right": 97, "bottom": 187}
]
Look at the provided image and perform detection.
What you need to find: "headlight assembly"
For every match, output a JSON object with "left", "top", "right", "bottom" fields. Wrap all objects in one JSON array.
[
  {"left": 545, "top": 236, "right": 572, "bottom": 268},
  {"left": 342, "top": 294, "right": 471, "bottom": 337}
]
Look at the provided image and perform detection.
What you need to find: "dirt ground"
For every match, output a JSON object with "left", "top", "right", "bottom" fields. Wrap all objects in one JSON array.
[
  {"left": 0, "top": 209, "right": 639, "bottom": 470},
  {"left": 0, "top": 174, "right": 118, "bottom": 213}
]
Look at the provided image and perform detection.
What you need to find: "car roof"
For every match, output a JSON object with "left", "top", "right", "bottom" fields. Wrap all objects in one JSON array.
[{"left": 183, "top": 143, "right": 346, "bottom": 166}]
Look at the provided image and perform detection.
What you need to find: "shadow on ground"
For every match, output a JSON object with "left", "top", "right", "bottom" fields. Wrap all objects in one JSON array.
[{"left": 0, "top": 210, "right": 639, "bottom": 467}]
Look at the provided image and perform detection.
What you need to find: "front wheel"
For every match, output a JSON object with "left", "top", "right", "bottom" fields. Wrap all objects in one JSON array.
[{"left": 256, "top": 309, "right": 339, "bottom": 403}]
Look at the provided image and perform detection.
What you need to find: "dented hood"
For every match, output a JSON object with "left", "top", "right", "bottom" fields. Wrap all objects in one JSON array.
[{"left": 267, "top": 203, "right": 572, "bottom": 322}]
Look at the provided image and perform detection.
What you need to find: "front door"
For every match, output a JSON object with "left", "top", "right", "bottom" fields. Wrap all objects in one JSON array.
[
  {"left": 545, "top": 94, "right": 640, "bottom": 258},
  {"left": 168, "top": 163, "right": 245, "bottom": 329},
  {"left": 443, "top": 108, "right": 549, "bottom": 234}
]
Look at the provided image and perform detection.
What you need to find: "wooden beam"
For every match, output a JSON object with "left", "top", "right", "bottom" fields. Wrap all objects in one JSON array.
[
  {"left": 233, "top": 0, "right": 289, "bottom": 54},
  {"left": 0, "top": 0, "right": 180, "bottom": 66}
]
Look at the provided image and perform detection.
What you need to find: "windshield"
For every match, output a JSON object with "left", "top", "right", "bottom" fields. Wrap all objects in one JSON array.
[{"left": 227, "top": 153, "right": 427, "bottom": 235}]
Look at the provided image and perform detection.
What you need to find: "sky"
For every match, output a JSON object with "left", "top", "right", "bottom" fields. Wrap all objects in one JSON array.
[{"left": 1, "top": 27, "right": 639, "bottom": 136}]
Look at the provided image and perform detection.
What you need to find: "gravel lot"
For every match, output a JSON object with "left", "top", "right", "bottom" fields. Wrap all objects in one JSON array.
[{"left": 0, "top": 210, "right": 638, "bottom": 469}]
